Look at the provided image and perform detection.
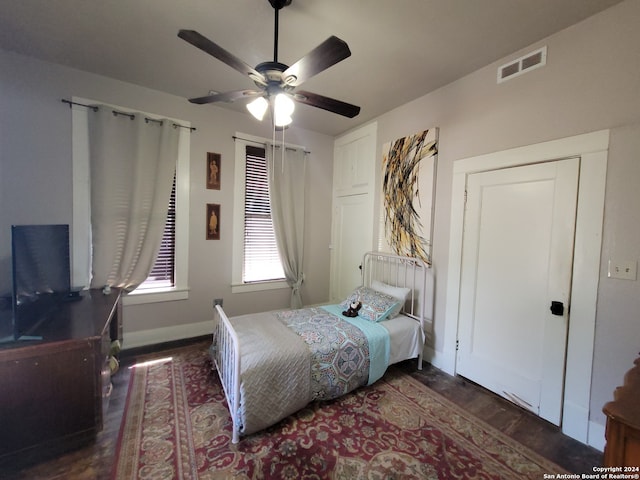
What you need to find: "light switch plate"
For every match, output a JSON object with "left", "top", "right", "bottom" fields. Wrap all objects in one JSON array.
[{"left": 607, "top": 259, "right": 637, "bottom": 280}]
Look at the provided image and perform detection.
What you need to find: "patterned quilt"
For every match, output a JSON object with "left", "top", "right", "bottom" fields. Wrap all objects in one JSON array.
[
  {"left": 277, "top": 307, "right": 372, "bottom": 401},
  {"left": 225, "top": 306, "right": 390, "bottom": 438}
]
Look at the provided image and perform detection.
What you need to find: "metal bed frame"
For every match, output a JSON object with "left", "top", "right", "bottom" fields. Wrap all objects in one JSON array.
[{"left": 212, "top": 250, "right": 430, "bottom": 443}]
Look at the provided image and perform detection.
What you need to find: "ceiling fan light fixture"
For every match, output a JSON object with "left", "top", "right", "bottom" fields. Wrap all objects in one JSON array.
[
  {"left": 247, "top": 96, "right": 269, "bottom": 121},
  {"left": 274, "top": 114, "right": 292, "bottom": 127},
  {"left": 273, "top": 93, "right": 294, "bottom": 126},
  {"left": 179, "top": 1, "right": 360, "bottom": 124}
]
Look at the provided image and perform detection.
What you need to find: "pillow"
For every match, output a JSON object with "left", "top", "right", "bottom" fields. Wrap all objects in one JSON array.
[
  {"left": 340, "top": 286, "right": 399, "bottom": 322},
  {"left": 371, "top": 280, "right": 411, "bottom": 319}
]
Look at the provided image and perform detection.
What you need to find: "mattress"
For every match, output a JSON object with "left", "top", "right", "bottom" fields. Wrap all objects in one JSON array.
[{"left": 381, "top": 313, "right": 423, "bottom": 364}]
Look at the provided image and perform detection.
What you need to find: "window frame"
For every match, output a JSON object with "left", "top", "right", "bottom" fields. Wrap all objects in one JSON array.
[
  {"left": 242, "top": 144, "right": 286, "bottom": 283},
  {"left": 231, "top": 133, "right": 302, "bottom": 293},
  {"left": 71, "top": 97, "right": 190, "bottom": 305}
]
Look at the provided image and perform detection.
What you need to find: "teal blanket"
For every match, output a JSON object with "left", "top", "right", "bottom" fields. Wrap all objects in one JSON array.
[
  {"left": 321, "top": 304, "right": 390, "bottom": 386},
  {"left": 276, "top": 305, "right": 390, "bottom": 401}
]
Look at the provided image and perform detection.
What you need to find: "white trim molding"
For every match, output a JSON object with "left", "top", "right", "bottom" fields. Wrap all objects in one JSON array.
[
  {"left": 123, "top": 320, "right": 212, "bottom": 350},
  {"left": 444, "top": 129, "right": 609, "bottom": 447}
]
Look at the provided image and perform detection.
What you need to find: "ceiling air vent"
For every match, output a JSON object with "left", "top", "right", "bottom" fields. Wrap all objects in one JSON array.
[{"left": 497, "top": 46, "right": 547, "bottom": 83}]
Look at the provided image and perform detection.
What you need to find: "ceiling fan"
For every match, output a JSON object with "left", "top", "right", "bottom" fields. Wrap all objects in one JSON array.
[{"left": 178, "top": 0, "right": 360, "bottom": 127}]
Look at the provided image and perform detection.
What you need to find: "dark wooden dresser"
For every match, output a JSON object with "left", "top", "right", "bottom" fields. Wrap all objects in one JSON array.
[
  {"left": 0, "top": 288, "right": 122, "bottom": 461},
  {"left": 603, "top": 354, "right": 640, "bottom": 467}
]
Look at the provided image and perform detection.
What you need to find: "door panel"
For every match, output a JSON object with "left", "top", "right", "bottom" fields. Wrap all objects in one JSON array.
[
  {"left": 456, "top": 158, "right": 579, "bottom": 425},
  {"left": 330, "top": 194, "right": 371, "bottom": 302}
]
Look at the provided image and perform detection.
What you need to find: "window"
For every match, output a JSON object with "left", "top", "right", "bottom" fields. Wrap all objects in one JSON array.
[
  {"left": 120, "top": 124, "right": 190, "bottom": 304},
  {"left": 71, "top": 97, "right": 190, "bottom": 304},
  {"left": 136, "top": 175, "right": 176, "bottom": 290},
  {"left": 243, "top": 145, "right": 285, "bottom": 283},
  {"left": 232, "top": 134, "right": 292, "bottom": 293}
]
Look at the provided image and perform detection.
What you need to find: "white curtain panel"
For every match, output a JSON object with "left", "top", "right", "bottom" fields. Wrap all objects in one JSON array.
[
  {"left": 267, "top": 145, "right": 307, "bottom": 308},
  {"left": 88, "top": 107, "right": 180, "bottom": 291}
]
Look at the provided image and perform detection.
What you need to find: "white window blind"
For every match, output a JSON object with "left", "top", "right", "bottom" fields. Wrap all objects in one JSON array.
[
  {"left": 243, "top": 145, "right": 285, "bottom": 283},
  {"left": 137, "top": 174, "right": 176, "bottom": 289}
]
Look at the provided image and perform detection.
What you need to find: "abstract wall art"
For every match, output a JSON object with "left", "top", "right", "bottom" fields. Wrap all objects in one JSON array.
[{"left": 381, "top": 128, "right": 438, "bottom": 265}]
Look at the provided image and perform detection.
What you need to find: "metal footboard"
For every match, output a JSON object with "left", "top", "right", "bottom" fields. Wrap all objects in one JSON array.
[{"left": 213, "top": 304, "right": 241, "bottom": 443}]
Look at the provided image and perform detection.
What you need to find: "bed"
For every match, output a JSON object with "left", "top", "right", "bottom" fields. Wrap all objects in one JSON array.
[{"left": 210, "top": 251, "right": 432, "bottom": 443}]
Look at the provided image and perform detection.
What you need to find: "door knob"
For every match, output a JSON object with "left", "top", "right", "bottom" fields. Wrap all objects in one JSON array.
[{"left": 550, "top": 301, "right": 564, "bottom": 316}]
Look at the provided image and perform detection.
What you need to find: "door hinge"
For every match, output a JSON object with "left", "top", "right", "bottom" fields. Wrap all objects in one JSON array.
[{"left": 456, "top": 339, "right": 460, "bottom": 351}]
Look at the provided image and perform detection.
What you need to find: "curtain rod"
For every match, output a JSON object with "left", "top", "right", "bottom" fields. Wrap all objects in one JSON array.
[
  {"left": 232, "top": 135, "right": 310, "bottom": 154},
  {"left": 61, "top": 99, "right": 196, "bottom": 132}
]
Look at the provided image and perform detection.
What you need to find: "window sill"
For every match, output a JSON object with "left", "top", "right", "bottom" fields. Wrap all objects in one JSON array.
[
  {"left": 231, "top": 279, "right": 288, "bottom": 294},
  {"left": 123, "top": 287, "right": 189, "bottom": 305}
]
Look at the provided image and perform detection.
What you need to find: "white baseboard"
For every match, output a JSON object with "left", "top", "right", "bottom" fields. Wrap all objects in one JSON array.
[
  {"left": 423, "top": 346, "right": 456, "bottom": 375},
  {"left": 562, "top": 400, "right": 589, "bottom": 444},
  {"left": 587, "top": 420, "right": 606, "bottom": 452},
  {"left": 561, "top": 400, "right": 606, "bottom": 451},
  {"left": 123, "top": 320, "right": 213, "bottom": 350}
]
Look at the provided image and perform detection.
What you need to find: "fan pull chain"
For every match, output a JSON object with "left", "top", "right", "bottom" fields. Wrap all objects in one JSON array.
[
  {"left": 281, "top": 127, "right": 286, "bottom": 173},
  {"left": 272, "top": 120, "right": 277, "bottom": 177}
]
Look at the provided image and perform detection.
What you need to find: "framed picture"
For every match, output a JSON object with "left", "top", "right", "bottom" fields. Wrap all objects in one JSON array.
[
  {"left": 207, "top": 152, "right": 221, "bottom": 190},
  {"left": 206, "top": 203, "right": 220, "bottom": 240}
]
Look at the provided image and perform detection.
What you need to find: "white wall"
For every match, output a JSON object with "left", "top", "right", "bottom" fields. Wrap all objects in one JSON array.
[
  {"left": 0, "top": 48, "right": 335, "bottom": 344},
  {"left": 364, "top": 0, "right": 640, "bottom": 435},
  {"left": 592, "top": 124, "right": 640, "bottom": 424}
]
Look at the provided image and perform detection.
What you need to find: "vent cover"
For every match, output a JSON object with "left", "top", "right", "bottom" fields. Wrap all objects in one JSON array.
[{"left": 498, "top": 46, "right": 547, "bottom": 83}]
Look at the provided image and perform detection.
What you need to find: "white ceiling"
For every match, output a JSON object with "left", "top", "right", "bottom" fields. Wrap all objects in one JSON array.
[{"left": 0, "top": 0, "right": 624, "bottom": 136}]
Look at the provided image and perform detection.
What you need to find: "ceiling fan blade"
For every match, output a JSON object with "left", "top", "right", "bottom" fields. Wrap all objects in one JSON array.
[
  {"left": 294, "top": 90, "right": 360, "bottom": 118},
  {"left": 283, "top": 36, "right": 352, "bottom": 87},
  {"left": 178, "top": 30, "right": 266, "bottom": 84},
  {"left": 189, "top": 90, "right": 262, "bottom": 105}
]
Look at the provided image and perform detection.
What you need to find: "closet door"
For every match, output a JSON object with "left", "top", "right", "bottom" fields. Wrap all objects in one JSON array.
[
  {"left": 330, "top": 194, "right": 373, "bottom": 302},
  {"left": 330, "top": 123, "right": 377, "bottom": 303},
  {"left": 456, "top": 158, "right": 579, "bottom": 425}
]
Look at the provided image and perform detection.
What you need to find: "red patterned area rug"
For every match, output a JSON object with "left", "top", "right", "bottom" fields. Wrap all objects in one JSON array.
[{"left": 112, "top": 344, "right": 567, "bottom": 479}]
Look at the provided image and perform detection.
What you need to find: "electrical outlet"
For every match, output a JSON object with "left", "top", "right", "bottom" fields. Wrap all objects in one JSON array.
[
  {"left": 213, "top": 298, "right": 223, "bottom": 307},
  {"left": 608, "top": 259, "right": 637, "bottom": 280}
]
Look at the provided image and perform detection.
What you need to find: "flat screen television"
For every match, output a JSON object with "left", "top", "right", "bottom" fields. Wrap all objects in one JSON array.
[{"left": 8, "top": 224, "right": 72, "bottom": 341}]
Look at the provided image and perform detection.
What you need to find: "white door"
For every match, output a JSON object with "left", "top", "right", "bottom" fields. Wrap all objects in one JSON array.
[
  {"left": 330, "top": 123, "right": 376, "bottom": 303},
  {"left": 456, "top": 158, "right": 579, "bottom": 425},
  {"left": 330, "top": 194, "right": 372, "bottom": 302}
]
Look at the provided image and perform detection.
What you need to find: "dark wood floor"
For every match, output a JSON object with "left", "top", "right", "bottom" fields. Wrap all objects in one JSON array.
[
  {"left": 396, "top": 360, "right": 603, "bottom": 474},
  {"left": 1, "top": 338, "right": 603, "bottom": 479}
]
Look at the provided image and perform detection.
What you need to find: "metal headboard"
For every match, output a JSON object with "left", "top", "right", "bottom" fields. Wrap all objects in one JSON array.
[{"left": 361, "top": 251, "right": 433, "bottom": 343}]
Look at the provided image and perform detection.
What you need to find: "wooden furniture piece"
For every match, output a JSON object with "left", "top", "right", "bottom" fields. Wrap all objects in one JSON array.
[
  {"left": 603, "top": 354, "right": 640, "bottom": 467},
  {"left": 0, "top": 288, "right": 122, "bottom": 461}
]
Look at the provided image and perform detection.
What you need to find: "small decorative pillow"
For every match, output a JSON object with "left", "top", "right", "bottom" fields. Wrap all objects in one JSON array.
[
  {"left": 340, "top": 286, "right": 399, "bottom": 322},
  {"left": 371, "top": 280, "right": 411, "bottom": 319}
]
